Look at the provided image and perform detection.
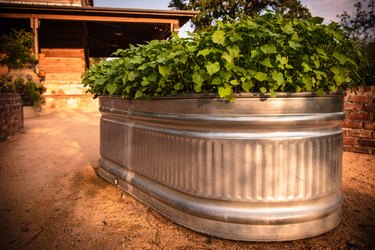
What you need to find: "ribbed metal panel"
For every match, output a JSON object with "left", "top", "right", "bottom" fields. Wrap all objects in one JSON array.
[
  {"left": 98, "top": 94, "right": 344, "bottom": 241},
  {"left": 129, "top": 127, "right": 341, "bottom": 202},
  {"left": 100, "top": 115, "right": 127, "bottom": 167}
]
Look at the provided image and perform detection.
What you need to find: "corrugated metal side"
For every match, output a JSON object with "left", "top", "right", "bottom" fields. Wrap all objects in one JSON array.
[
  {"left": 100, "top": 114, "right": 127, "bottom": 167},
  {"left": 130, "top": 127, "right": 342, "bottom": 202}
]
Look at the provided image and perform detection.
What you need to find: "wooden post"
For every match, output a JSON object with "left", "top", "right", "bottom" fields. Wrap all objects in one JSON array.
[
  {"left": 171, "top": 20, "right": 180, "bottom": 34},
  {"left": 30, "top": 17, "right": 39, "bottom": 72}
]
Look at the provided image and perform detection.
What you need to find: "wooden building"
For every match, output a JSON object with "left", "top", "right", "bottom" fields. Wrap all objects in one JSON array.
[{"left": 0, "top": 0, "right": 196, "bottom": 108}]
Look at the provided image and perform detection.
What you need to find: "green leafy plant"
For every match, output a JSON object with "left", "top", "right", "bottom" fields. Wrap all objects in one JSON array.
[
  {"left": 24, "top": 81, "right": 46, "bottom": 107},
  {"left": 0, "top": 29, "right": 37, "bottom": 69},
  {"left": 83, "top": 13, "right": 363, "bottom": 101}
]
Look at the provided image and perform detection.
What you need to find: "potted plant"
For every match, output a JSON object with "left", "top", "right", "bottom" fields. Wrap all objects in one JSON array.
[{"left": 83, "top": 13, "right": 362, "bottom": 241}]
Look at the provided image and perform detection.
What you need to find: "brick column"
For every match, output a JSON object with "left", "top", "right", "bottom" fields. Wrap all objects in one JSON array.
[
  {"left": 343, "top": 86, "right": 375, "bottom": 154},
  {"left": 0, "top": 93, "right": 24, "bottom": 140}
]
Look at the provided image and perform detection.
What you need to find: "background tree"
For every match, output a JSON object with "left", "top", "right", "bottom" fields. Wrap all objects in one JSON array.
[
  {"left": 338, "top": 0, "right": 375, "bottom": 83},
  {"left": 169, "top": 0, "right": 311, "bottom": 31}
]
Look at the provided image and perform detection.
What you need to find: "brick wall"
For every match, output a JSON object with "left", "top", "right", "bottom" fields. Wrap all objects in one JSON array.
[
  {"left": 343, "top": 86, "right": 375, "bottom": 154},
  {"left": 0, "top": 93, "right": 24, "bottom": 140}
]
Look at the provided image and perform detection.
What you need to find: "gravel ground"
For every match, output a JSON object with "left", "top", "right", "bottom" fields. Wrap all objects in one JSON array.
[{"left": 0, "top": 108, "right": 374, "bottom": 249}]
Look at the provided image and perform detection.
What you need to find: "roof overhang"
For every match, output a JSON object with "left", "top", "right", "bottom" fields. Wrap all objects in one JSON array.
[
  {"left": 0, "top": 3, "right": 197, "bottom": 30},
  {"left": 0, "top": 3, "right": 197, "bottom": 57}
]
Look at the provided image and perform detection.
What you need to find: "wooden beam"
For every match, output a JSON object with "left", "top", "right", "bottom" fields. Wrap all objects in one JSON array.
[
  {"left": 30, "top": 17, "right": 39, "bottom": 72},
  {"left": 0, "top": 13, "right": 179, "bottom": 25}
]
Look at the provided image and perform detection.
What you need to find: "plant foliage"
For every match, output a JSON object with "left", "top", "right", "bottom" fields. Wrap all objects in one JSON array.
[
  {"left": 83, "top": 13, "right": 362, "bottom": 101},
  {"left": 0, "top": 29, "right": 37, "bottom": 69}
]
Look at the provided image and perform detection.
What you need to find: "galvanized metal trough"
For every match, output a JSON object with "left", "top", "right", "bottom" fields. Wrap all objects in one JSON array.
[{"left": 98, "top": 93, "right": 344, "bottom": 241}]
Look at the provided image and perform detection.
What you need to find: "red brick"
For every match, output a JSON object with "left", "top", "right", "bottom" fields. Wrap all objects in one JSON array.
[
  {"left": 362, "top": 85, "right": 375, "bottom": 94},
  {"left": 350, "top": 95, "right": 373, "bottom": 103},
  {"left": 357, "top": 138, "right": 375, "bottom": 147},
  {"left": 343, "top": 137, "right": 357, "bottom": 145},
  {"left": 364, "top": 104, "right": 375, "bottom": 112},
  {"left": 345, "top": 129, "right": 373, "bottom": 138},
  {"left": 350, "top": 85, "right": 375, "bottom": 94},
  {"left": 342, "top": 120, "right": 362, "bottom": 129},
  {"left": 344, "top": 145, "right": 374, "bottom": 154},
  {"left": 347, "top": 112, "right": 373, "bottom": 121},
  {"left": 344, "top": 103, "right": 363, "bottom": 111},
  {"left": 364, "top": 122, "right": 375, "bottom": 130}
]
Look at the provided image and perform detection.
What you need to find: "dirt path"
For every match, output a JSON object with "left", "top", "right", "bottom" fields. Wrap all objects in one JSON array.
[{"left": 0, "top": 108, "right": 374, "bottom": 249}]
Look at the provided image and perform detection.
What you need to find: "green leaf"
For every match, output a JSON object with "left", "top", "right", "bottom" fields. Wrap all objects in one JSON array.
[
  {"left": 206, "top": 62, "right": 220, "bottom": 76},
  {"left": 212, "top": 76, "right": 222, "bottom": 85},
  {"left": 329, "top": 85, "right": 337, "bottom": 92},
  {"left": 212, "top": 30, "right": 226, "bottom": 45},
  {"left": 251, "top": 49, "right": 260, "bottom": 58},
  {"left": 260, "top": 43, "right": 277, "bottom": 54},
  {"left": 227, "top": 45, "right": 240, "bottom": 57},
  {"left": 254, "top": 72, "right": 268, "bottom": 81},
  {"left": 173, "top": 82, "right": 184, "bottom": 90},
  {"left": 192, "top": 71, "right": 204, "bottom": 87},
  {"left": 330, "top": 65, "right": 343, "bottom": 75},
  {"left": 222, "top": 52, "right": 233, "bottom": 64},
  {"left": 276, "top": 54, "right": 288, "bottom": 65},
  {"left": 261, "top": 57, "right": 273, "bottom": 68},
  {"left": 218, "top": 85, "right": 232, "bottom": 98},
  {"left": 317, "top": 88, "right": 324, "bottom": 96},
  {"left": 225, "top": 62, "right": 235, "bottom": 71},
  {"left": 197, "top": 48, "right": 211, "bottom": 57},
  {"left": 270, "top": 90, "right": 277, "bottom": 98},
  {"left": 316, "top": 48, "right": 328, "bottom": 60},
  {"left": 229, "top": 33, "right": 242, "bottom": 42},
  {"left": 333, "top": 51, "right": 349, "bottom": 65},
  {"left": 288, "top": 41, "right": 302, "bottom": 50},
  {"left": 302, "top": 75, "right": 312, "bottom": 91},
  {"left": 314, "top": 70, "right": 327, "bottom": 79},
  {"left": 158, "top": 65, "right": 171, "bottom": 77},
  {"left": 310, "top": 16, "right": 324, "bottom": 24},
  {"left": 332, "top": 31, "right": 344, "bottom": 41},
  {"left": 302, "top": 62, "right": 313, "bottom": 72},
  {"left": 334, "top": 74, "right": 346, "bottom": 85},
  {"left": 260, "top": 87, "right": 267, "bottom": 93},
  {"left": 242, "top": 80, "right": 253, "bottom": 92},
  {"left": 106, "top": 83, "right": 117, "bottom": 95},
  {"left": 141, "top": 77, "right": 150, "bottom": 86},
  {"left": 135, "top": 89, "right": 143, "bottom": 99},
  {"left": 230, "top": 79, "right": 239, "bottom": 86},
  {"left": 128, "top": 71, "right": 137, "bottom": 81},
  {"left": 148, "top": 72, "right": 158, "bottom": 82},
  {"left": 271, "top": 71, "right": 285, "bottom": 86},
  {"left": 314, "top": 60, "right": 320, "bottom": 68},
  {"left": 129, "top": 56, "right": 144, "bottom": 64},
  {"left": 95, "top": 78, "right": 106, "bottom": 86},
  {"left": 281, "top": 22, "right": 294, "bottom": 34}
]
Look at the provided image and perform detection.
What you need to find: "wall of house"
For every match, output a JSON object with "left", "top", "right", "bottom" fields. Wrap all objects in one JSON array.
[
  {"left": 0, "top": 93, "right": 23, "bottom": 140},
  {"left": 39, "top": 48, "right": 98, "bottom": 108},
  {"left": 343, "top": 85, "right": 375, "bottom": 154}
]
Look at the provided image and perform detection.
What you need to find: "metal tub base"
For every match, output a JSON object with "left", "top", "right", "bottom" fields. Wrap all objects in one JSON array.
[{"left": 98, "top": 94, "right": 344, "bottom": 241}]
